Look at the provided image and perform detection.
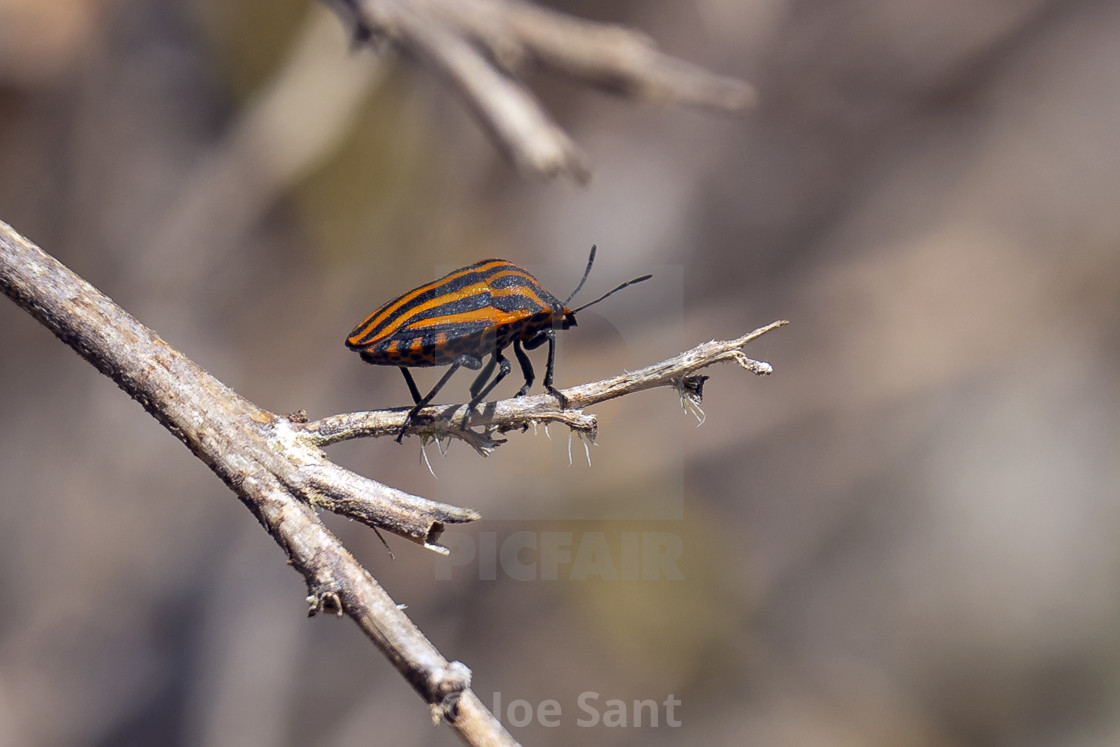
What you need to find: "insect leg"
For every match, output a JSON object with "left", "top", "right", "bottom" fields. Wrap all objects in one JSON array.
[
  {"left": 469, "top": 356, "right": 498, "bottom": 399},
  {"left": 541, "top": 330, "right": 570, "bottom": 408},
  {"left": 399, "top": 367, "right": 423, "bottom": 404},
  {"left": 513, "top": 338, "right": 535, "bottom": 396},
  {"left": 467, "top": 349, "right": 511, "bottom": 409},
  {"left": 397, "top": 355, "right": 481, "bottom": 443}
]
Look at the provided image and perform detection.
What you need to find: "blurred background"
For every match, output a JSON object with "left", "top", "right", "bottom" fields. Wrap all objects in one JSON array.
[{"left": 2, "top": 0, "right": 1120, "bottom": 744}]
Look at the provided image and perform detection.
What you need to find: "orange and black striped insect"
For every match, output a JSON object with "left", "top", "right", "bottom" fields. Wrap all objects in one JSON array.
[{"left": 345, "top": 246, "right": 651, "bottom": 442}]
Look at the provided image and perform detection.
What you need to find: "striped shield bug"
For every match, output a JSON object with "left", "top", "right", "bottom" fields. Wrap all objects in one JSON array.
[{"left": 345, "top": 246, "right": 652, "bottom": 442}]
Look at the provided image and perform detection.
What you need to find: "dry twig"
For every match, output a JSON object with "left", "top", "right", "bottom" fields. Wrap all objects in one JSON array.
[
  {"left": 2, "top": 219, "right": 782, "bottom": 745},
  {"left": 300, "top": 321, "right": 787, "bottom": 454}
]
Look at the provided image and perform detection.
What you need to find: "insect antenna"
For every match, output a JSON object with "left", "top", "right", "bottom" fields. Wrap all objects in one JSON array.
[
  {"left": 565, "top": 245, "right": 653, "bottom": 313},
  {"left": 570, "top": 272, "right": 653, "bottom": 314},
  {"left": 564, "top": 245, "right": 599, "bottom": 306}
]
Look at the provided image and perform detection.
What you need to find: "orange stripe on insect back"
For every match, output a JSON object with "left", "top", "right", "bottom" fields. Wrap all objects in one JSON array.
[
  {"left": 490, "top": 280, "right": 549, "bottom": 309},
  {"left": 408, "top": 306, "right": 523, "bottom": 329},
  {"left": 350, "top": 260, "right": 513, "bottom": 341},
  {"left": 486, "top": 268, "right": 540, "bottom": 284},
  {"left": 388, "top": 270, "right": 549, "bottom": 333},
  {"left": 353, "top": 280, "right": 488, "bottom": 344}
]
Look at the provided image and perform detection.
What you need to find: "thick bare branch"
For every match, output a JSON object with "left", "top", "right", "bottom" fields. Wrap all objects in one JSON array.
[
  {"left": 299, "top": 321, "right": 787, "bottom": 452},
  {"left": 323, "top": 0, "right": 755, "bottom": 180},
  {"left": 0, "top": 220, "right": 514, "bottom": 746}
]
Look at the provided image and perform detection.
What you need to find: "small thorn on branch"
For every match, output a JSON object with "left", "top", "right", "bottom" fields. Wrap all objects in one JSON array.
[
  {"left": 307, "top": 585, "right": 344, "bottom": 617},
  {"left": 674, "top": 374, "right": 709, "bottom": 425}
]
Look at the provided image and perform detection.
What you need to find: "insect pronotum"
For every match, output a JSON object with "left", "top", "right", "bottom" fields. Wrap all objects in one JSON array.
[{"left": 345, "top": 246, "right": 652, "bottom": 442}]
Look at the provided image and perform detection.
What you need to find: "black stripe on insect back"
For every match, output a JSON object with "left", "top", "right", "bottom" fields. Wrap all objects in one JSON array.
[
  {"left": 487, "top": 268, "right": 551, "bottom": 293},
  {"left": 347, "top": 260, "right": 514, "bottom": 347},
  {"left": 378, "top": 318, "right": 494, "bottom": 345},
  {"left": 347, "top": 273, "right": 489, "bottom": 345},
  {"left": 488, "top": 271, "right": 560, "bottom": 313},
  {"left": 400, "top": 292, "right": 492, "bottom": 325}
]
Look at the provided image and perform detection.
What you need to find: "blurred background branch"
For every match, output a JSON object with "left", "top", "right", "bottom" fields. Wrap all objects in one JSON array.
[{"left": 324, "top": 0, "right": 755, "bottom": 179}]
